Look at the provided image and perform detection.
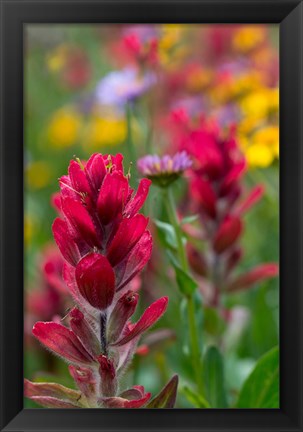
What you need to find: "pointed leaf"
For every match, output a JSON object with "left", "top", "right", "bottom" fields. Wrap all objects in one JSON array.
[
  {"left": 181, "top": 214, "right": 199, "bottom": 225},
  {"left": 24, "top": 379, "right": 81, "bottom": 402},
  {"left": 154, "top": 220, "right": 177, "bottom": 250},
  {"left": 32, "top": 322, "right": 94, "bottom": 365},
  {"left": 29, "top": 396, "right": 80, "bottom": 408},
  {"left": 147, "top": 375, "right": 178, "bottom": 408},
  {"left": 202, "top": 346, "right": 228, "bottom": 408},
  {"left": 111, "top": 297, "right": 168, "bottom": 347},
  {"left": 182, "top": 385, "right": 211, "bottom": 408},
  {"left": 167, "top": 251, "right": 198, "bottom": 296},
  {"left": 236, "top": 346, "right": 279, "bottom": 408}
]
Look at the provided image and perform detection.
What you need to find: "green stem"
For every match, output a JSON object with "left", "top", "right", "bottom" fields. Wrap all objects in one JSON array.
[
  {"left": 165, "top": 188, "right": 188, "bottom": 271},
  {"left": 164, "top": 187, "right": 203, "bottom": 395},
  {"left": 125, "top": 102, "right": 136, "bottom": 171}
]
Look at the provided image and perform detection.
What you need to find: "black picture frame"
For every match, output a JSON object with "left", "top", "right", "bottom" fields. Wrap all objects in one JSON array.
[{"left": 0, "top": 0, "right": 302, "bottom": 431}]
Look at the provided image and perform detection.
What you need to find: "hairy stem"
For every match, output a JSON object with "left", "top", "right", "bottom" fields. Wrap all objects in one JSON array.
[{"left": 100, "top": 312, "right": 108, "bottom": 356}]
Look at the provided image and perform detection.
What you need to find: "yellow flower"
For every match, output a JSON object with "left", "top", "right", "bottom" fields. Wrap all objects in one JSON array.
[
  {"left": 232, "top": 72, "right": 263, "bottom": 96},
  {"left": 245, "top": 143, "right": 274, "bottom": 168},
  {"left": 24, "top": 215, "right": 34, "bottom": 245},
  {"left": 238, "top": 117, "right": 261, "bottom": 136},
  {"left": 158, "top": 25, "right": 188, "bottom": 69},
  {"left": 232, "top": 26, "right": 266, "bottom": 53},
  {"left": 84, "top": 116, "right": 127, "bottom": 149},
  {"left": 47, "top": 109, "right": 82, "bottom": 148},
  {"left": 269, "top": 88, "right": 279, "bottom": 113},
  {"left": 160, "top": 25, "right": 183, "bottom": 50},
  {"left": 209, "top": 72, "right": 262, "bottom": 105},
  {"left": 240, "top": 88, "right": 278, "bottom": 120},
  {"left": 252, "top": 126, "right": 279, "bottom": 157},
  {"left": 26, "top": 161, "right": 52, "bottom": 189},
  {"left": 46, "top": 44, "right": 69, "bottom": 72},
  {"left": 242, "top": 125, "right": 279, "bottom": 168}
]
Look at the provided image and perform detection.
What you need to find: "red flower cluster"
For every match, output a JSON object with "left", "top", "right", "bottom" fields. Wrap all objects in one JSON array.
[
  {"left": 26, "top": 245, "right": 68, "bottom": 324},
  {"left": 26, "top": 153, "right": 173, "bottom": 408},
  {"left": 52, "top": 153, "right": 152, "bottom": 310},
  {"left": 176, "top": 121, "right": 278, "bottom": 307}
]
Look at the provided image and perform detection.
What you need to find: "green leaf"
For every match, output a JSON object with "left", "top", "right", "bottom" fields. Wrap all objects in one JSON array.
[
  {"left": 154, "top": 220, "right": 177, "bottom": 250},
  {"left": 202, "top": 346, "right": 228, "bottom": 408},
  {"left": 147, "top": 375, "right": 179, "bottom": 408},
  {"left": 182, "top": 385, "right": 211, "bottom": 408},
  {"left": 175, "top": 266, "right": 198, "bottom": 296},
  {"left": 203, "top": 307, "right": 225, "bottom": 337},
  {"left": 166, "top": 250, "right": 198, "bottom": 296},
  {"left": 236, "top": 346, "right": 279, "bottom": 408},
  {"left": 181, "top": 214, "right": 199, "bottom": 225}
]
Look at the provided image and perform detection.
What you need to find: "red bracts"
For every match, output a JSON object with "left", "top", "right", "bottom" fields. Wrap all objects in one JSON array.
[
  {"left": 52, "top": 153, "right": 152, "bottom": 310},
  {"left": 27, "top": 153, "right": 173, "bottom": 409}
]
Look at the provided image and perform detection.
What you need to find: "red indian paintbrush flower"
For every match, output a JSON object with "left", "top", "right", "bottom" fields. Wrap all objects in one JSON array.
[
  {"left": 26, "top": 153, "right": 177, "bottom": 409},
  {"left": 52, "top": 153, "right": 152, "bottom": 310},
  {"left": 171, "top": 119, "right": 278, "bottom": 308}
]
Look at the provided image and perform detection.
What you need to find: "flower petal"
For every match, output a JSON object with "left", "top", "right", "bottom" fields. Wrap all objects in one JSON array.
[
  {"left": 115, "top": 231, "right": 152, "bottom": 291},
  {"left": 107, "top": 290, "right": 139, "bottom": 343},
  {"left": 191, "top": 177, "right": 217, "bottom": 219},
  {"left": 69, "top": 307, "right": 101, "bottom": 357},
  {"left": 24, "top": 379, "right": 81, "bottom": 403},
  {"left": 52, "top": 218, "right": 80, "bottom": 266},
  {"left": 236, "top": 184, "right": 264, "bottom": 215},
  {"left": 62, "top": 262, "right": 81, "bottom": 303},
  {"left": 68, "top": 160, "right": 91, "bottom": 196},
  {"left": 110, "top": 153, "right": 124, "bottom": 171},
  {"left": 68, "top": 365, "right": 97, "bottom": 400},
  {"left": 75, "top": 253, "right": 115, "bottom": 310},
  {"left": 124, "top": 178, "right": 151, "bottom": 218},
  {"left": 119, "top": 387, "right": 143, "bottom": 400},
  {"left": 97, "top": 171, "right": 130, "bottom": 225},
  {"left": 111, "top": 297, "right": 168, "bottom": 347},
  {"left": 29, "top": 396, "right": 80, "bottom": 408},
  {"left": 107, "top": 214, "right": 149, "bottom": 266},
  {"left": 100, "top": 392, "right": 151, "bottom": 408},
  {"left": 62, "top": 197, "right": 100, "bottom": 248},
  {"left": 226, "top": 263, "right": 279, "bottom": 293},
  {"left": 213, "top": 216, "right": 242, "bottom": 254},
  {"left": 32, "top": 321, "right": 94, "bottom": 365},
  {"left": 85, "top": 153, "right": 107, "bottom": 197},
  {"left": 219, "top": 160, "right": 246, "bottom": 196}
]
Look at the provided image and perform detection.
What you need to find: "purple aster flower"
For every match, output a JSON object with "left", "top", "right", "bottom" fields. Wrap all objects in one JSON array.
[
  {"left": 137, "top": 151, "right": 192, "bottom": 187},
  {"left": 95, "top": 67, "right": 156, "bottom": 109}
]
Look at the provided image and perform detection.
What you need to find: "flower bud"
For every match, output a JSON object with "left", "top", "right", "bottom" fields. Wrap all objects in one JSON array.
[
  {"left": 187, "top": 244, "right": 208, "bottom": 277},
  {"left": 97, "top": 355, "right": 118, "bottom": 397},
  {"left": 68, "top": 365, "right": 96, "bottom": 402},
  {"left": 107, "top": 290, "right": 139, "bottom": 343},
  {"left": 225, "top": 247, "right": 243, "bottom": 275},
  {"left": 213, "top": 216, "right": 242, "bottom": 254},
  {"left": 226, "top": 263, "right": 279, "bottom": 293},
  {"left": 69, "top": 307, "right": 101, "bottom": 357},
  {"left": 75, "top": 253, "right": 115, "bottom": 310}
]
